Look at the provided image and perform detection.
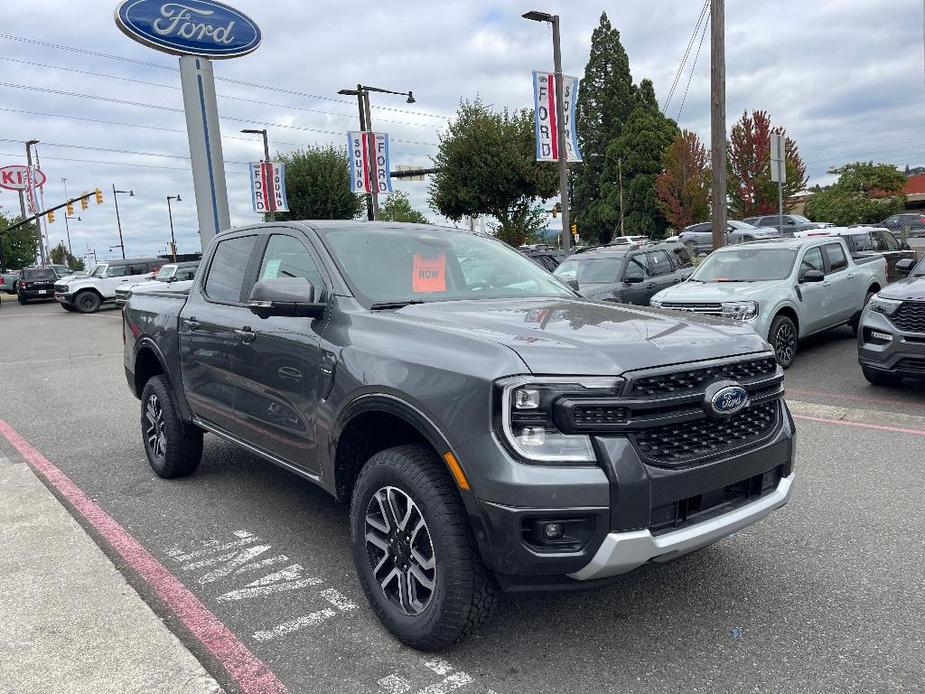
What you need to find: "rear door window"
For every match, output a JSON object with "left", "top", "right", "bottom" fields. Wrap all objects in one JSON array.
[
  {"left": 670, "top": 245, "right": 693, "bottom": 268},
  {"left": 646, "top": 251, "right": 673, "bottom": 276},
  {"left": 823, "top": 243, "right": 849, "bottom": 273},
  {"left": 204, "top": 235, "right": 258, "bottom": 303},
  {"left": 624, "top": 254, "right": 649, "bottom": 280}
]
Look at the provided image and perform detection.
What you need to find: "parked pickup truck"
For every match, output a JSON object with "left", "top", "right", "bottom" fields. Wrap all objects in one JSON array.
[
  {"left": 55, "top": 257, "right": 163, "bottom": 313},
  {"left": 123, "top": 221, "right": 796, "bottom": 650},
  {"left": 650, "top": 237, "right": 887, "bottom": 368}
]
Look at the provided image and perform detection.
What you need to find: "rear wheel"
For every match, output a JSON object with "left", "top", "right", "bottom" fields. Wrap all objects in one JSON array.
[
  {"left": 861, "top": 366, "right": 902, "bottom": 387},
  {"left": 75, "top": 290, "right": 100, "bottom": 313},
  {"left": 140, "top": 375, "right": 203, "bottom": 478},
  {"left": 770, "top": 314, "right": 798, "bottom": 368},
  {"left": 350, "top": 444, "right": 499, "bottom": 650}
]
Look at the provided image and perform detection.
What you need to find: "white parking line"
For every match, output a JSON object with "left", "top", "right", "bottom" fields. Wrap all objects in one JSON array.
[{"left": 252, "top": 608, "right": 337, "bottom": 642}]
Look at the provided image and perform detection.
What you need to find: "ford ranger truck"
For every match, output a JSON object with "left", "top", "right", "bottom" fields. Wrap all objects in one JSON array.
[{"left": 123, "top": 221, "right": 796, "bottom": 650}]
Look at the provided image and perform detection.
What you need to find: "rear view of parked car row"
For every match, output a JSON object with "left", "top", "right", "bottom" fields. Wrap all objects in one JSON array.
[{"left": 1, "top": 258, "right": 199, "bottom": 312}]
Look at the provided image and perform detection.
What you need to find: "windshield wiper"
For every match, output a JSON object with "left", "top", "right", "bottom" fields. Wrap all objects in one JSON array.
[{"left": 370, "top": 300, "right": 425, "bottom": 311}]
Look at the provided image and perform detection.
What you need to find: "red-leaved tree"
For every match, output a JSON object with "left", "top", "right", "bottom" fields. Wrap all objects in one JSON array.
[
  {"left": 655, "top": 130, "right": 711, "bottom": 230},
  {"left": 726, "top": 110, "right": 807, "bottom": 218}
]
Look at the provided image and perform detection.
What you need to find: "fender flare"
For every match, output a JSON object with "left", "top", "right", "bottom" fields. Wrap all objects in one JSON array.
[{"left": 132, "top": 337, "right": 192, "bottom": 421}]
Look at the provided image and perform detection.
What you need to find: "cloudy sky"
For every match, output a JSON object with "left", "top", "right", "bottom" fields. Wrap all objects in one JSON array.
[{"left": 1, "top": 0, "right": 923, "bottom": 262}]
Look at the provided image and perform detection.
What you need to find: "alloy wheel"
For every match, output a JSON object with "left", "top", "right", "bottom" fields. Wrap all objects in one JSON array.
[
  {"left": 364, "top": 486, "right": 436, "bottom": 616},
  {"left": 144, "top": 393, "right": 167, "bottom": 462},
  {"left": 774, "top": 322, "right": 796, "bottom": 365}
]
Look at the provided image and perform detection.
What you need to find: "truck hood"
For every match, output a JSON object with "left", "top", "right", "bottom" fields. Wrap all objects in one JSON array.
[
  {"left": 653, "top": 280, "right": 781, "bottom": 303},
  {"left": 880, "top": 274, "right": 925, "bottom": 301},
  {"left": 384, "top": 298, "right": 767, "bottom": 375}
]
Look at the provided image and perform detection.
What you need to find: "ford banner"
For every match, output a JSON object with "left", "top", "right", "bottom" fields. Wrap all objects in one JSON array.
[{"left": 532, "top": 71, "right": 582, "bottom": 163}]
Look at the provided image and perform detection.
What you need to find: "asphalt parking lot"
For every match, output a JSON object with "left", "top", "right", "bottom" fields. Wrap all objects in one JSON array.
[{"left": 1, "top": 295, "right": 923, "bottom": 694}]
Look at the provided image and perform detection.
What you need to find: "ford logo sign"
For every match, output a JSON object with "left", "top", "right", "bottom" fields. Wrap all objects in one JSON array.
[
  {"left": 704, "top": 381, "right": 749, "bottom": 418},
  {"left": 115, "top": 0, "right": 261, "bottom": 59}
]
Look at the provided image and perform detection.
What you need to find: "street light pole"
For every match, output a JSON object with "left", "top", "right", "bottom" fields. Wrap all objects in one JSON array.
[
  {"left": 523, "top": 11, "right": 571, "bottom": 251},
  {"left": 25, "top": 139, "right": 45, "bottom": 265},
  {"left": 167, "top": 194, "right": 182, "bottom": 262},
  {"left": 241, "top": 128, "right": 274, "bottom": 221},
  {"left": 61, "top": 177, "right": 74, "bottom": 257},
  {"left": 112, "top": 184, "right": 133, "bottom": 260},
  {"left": 338, "top": 84, "right": 415, "bottom": 223}
]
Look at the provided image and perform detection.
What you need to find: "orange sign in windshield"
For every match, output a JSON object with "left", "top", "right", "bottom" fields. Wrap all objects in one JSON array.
[{"left": 412, "top": 253, "right": 447, "bottom": 293}]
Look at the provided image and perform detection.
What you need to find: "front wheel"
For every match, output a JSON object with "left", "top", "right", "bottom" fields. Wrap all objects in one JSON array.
[
  {"left": 75, "top": 290, "right": 101, "bottom": 313},
  {"left": 769, "top": 314, "right": 798, "bottom": 368},
  {"left": 140, "top": 375, "right": 203, "bottom": 478},
  {"left": 350, "top": 445, "right": 499, "bottom": 650}
]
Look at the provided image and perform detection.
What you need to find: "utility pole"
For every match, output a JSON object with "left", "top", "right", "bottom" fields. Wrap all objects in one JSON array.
[
  {"left": 25, "top": 140, "right": 45, "bottom": 265},
  {"left": 361, "top": 88, "right": 380, "bottom": 221},
  {"left": 241, "top": 129, "right": 274, "bottom": 222},
  {"left": 618, "top": 157, "right": 625, "bottom": 238},
  {"left": 61, "top": 177, "right": 74, "bottom": 257},
  {"left": 710, "top": 0, "right": 727, "bottom": 251}
]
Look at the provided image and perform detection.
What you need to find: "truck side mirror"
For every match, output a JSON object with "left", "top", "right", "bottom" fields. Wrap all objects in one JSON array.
[
  {"left": 624, "top": 275, "right": 644, "bottom": 284},
  {"left": 566, "top": 278, "right": 580, "bottom": 292},
  {"left": 248, "top": 277, "right": 325, "bottom": 319},
  {"left": 895, "top": 258, "right": 915, "bottom": 275},
  {"left": 799, "top": 269, "right": 825, "bottom": 283}
]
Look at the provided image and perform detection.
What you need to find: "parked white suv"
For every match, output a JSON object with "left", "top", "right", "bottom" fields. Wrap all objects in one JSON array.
[
  {"left": 54, "top": 257, "right": 164, "bottom": 313},
  {"left": 649, "top": 238, "right": 887, "bottom": 367}
]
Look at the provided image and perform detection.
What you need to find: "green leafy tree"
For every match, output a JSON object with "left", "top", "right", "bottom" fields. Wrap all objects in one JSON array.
[
  {"left": 599, "top": 87, "right": 679, "bottom": 240},
  {"left": 378, "top": 190, "right": 429, "bottom": 224},
  {"left": 0, "top": 213, "right": 38, "bottom": 269},
  {"left": 49, "top": 241, "right": 85, "bottom": 270},
  {"left": 571, "top": 12, "right": 638, "bottom": 244},
  {"left": 276, "top": 145, "right": 364, "bottom": 221},
  {"left": 656, "top": 130, "right": 711, "bottom": 230},
  {"left": 726, "top": 110, "right": 807, "bottom": 218},
  {"left": 805, "top": 162, "right": 907, "bottom": 226},
  {"left": 429, "top": 99, "right": 559, "bottom": 246}
]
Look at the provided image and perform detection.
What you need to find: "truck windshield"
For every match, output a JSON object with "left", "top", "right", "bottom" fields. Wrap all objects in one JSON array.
[
  {"left": 156, "top": 265, "right": 177, "bottom": 280},
  {"left": 692, "top": 248, "right": 797, "bottom": 282},
  {"left": 91, "top": 264, "right": 109, "bottom": 278},
  {"left": 323, "top": 228, "right": 573, "bottom": 305},
  {"left": 554, "top": 257, "right": 620, "bottom": 283}
]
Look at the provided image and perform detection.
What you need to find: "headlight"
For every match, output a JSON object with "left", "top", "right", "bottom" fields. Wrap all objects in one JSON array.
[
  {"left": 721, "top": 300, "right": 758, "bottom": 320},
  {"left": 649, "top": 298, "right": 663, "bottom": 308},
  {"left": 867, "top": 294, "right": 901, "bottom": 316},
  {"left": 496, "top": 377, "right": 624, "bottom": 463}
]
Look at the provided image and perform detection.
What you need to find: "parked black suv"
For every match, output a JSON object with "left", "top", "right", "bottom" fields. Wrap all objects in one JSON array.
[
  {"left": 553, "top": 241, "right": 694, "bottom": 304},
  {"left": 123, "top": 222, "right": 795, "bottom": 650},
  {"left": 17, "top": 266, "right": 58, "bottom": 304},
  {"left": 857, "top": 256, "right": 925, "bottom": 384}
]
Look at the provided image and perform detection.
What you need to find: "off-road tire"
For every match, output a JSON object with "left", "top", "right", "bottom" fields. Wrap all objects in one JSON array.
[
  {"left": 75, "top": 290, "right": 101, "bottom": 313},
  {"left": 140, "top": 375, "right": 203, "bottom": 478},
  {"left": 861, "top": 366, "right": 902, "bottom": 387},
  {"left": 350, "top": 444, "right": 499, "bottom": 650}
]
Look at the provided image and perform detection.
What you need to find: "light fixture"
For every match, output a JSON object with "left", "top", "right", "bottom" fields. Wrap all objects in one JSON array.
[
  {"left": 522, "top": 10, "right": 554, "bottom": 22},
  {"left": 406, "top": 90, "right": 415, "bottom": 104}
]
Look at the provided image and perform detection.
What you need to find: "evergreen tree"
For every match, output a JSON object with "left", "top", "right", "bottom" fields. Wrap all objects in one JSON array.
[
  {"left": 0, "top": 213, "right": 38, "bottom": 269},
  {"left": 572, "top": 12, "right": 638, "bottom": 244},
  {"left": 599, "top": 85, "right": 679, "bottom": 241}
]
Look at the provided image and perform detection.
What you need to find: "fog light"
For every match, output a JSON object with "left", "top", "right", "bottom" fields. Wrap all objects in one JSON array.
[
  {"left": 518, "top": 426, "right": 545, "bottom": 446},
  {"left": 543, "top": 522, "right": 564, "bottom": 540},
  {"left": 870, "top": 330, "right": 893, "bottom": 342},
  {"left": 514, "top": 388, "right": 540, "bottom": 409}
]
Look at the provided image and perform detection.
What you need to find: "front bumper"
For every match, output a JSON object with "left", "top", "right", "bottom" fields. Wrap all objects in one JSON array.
[
  {"left": 568, "top": 473, "right": 794, "bottom": 580},
  {"left": 857, "top": 309, "right": 925, "bottom": 378}
]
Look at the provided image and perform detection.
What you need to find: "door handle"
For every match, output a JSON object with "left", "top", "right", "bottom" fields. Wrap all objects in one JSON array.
[
  {"left": 185, "top": 317, "right": 199, "bottom": 330},
  {"left": 235, "top": 327, "right": 257, "bottom": 344}
]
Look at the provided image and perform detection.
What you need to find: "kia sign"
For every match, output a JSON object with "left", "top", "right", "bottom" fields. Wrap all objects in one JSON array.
[
  {"left": 0, "top": 165, "right": 46, "bottom": 191},
  {"left": 115, "top": 0, "right": 262, "bottom": 59}
]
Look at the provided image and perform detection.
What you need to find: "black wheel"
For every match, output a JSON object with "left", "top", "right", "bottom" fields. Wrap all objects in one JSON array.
[
  {"left": 17, "top": 295, "right": 27, "bottom": 305},
  {"left": 140, "top": 375, "right": 203, "bottom": 478},
  {"left": 861, "top": 366, "right": 902, "bottom": 387},
  {"left": 61, "top": 304, "right": 77, "bottom": 312},
  {"left": 75, "top": 290, "right": 101, "bottom": 313},
  {"left": 769, "top": 314, "right": 798, "bottom": 368},
  {"left": 350, "top": 444, "right": 499, "bottom": 650},
  {"left": 852, "top": 290, "right": 876, "bottom": 336}
]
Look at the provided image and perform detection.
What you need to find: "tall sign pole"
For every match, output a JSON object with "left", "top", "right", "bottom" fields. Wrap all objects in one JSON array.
[
  {"left": 770, "top": 134, "right": 787, "bottom": 236},
  {"left": 551, "top": 15, "right": 571, "bottom": 252},
  {"left": 361, "top": 89, "right": 380, "bottom": 221},
  {"left": 25, "top": 140, "right": 45, "bottom": 265},
  {"left": 710, "top": 0, "right": 727, "bottom": 251},
  {"left": 115, "top": 0, "right": 261, "bottom": 251}
]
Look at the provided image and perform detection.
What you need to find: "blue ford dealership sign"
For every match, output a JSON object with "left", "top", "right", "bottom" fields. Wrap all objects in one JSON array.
[{"left": 115, "top": 0, "right": 261, "bottom": 58}]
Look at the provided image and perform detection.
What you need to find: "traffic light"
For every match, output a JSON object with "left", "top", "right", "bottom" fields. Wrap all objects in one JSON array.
[
  {"left": 551, "top": 202, "right": 561, "bottom": 219},
  {"left": 66, "top": 202, "right": 74, "bottom": 216},
  {"left": 94, "top": 188, "right": 103, "bottom": 205},
  {"left": 571, "top": 223, "right": 578, "bottom": 236},
  {"left": 80, "top": 196, "right": 88, "bottom": 210},
  {"left": 47, "top": 210, "right": 55, "bottom": 224}
]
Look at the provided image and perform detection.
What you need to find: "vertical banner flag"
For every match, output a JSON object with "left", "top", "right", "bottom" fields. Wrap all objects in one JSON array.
[
  {"left": 347, "top": 131, "right": 393, "bottom": 194},
  {"left": 25, "top": 166, "right": 40, "bottom": 215},
  {"left": 249, "top": 161, "right": 289, "bottom": 213},
  {"left": 532, "top": 71, "right": 582, "bottom": 163}
]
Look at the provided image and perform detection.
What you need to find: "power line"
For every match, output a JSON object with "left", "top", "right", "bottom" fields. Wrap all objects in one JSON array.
[
  {"left": 0, "top": 150, "right": 190, "bottom": 171},
  {"left": 0, "top": 32, "right": 451, "bottom": 121},
  {"left": 664, "top": 0, "right": 710, "bottom": 111},
  {"left": 675, "top": 13, "right": 709, "bottom": 121}
]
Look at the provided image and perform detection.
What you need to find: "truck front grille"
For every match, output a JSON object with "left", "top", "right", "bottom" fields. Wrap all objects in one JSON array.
[
  {"left": 631, "top": 401, "right": 779, "bottom": 466},
  {"left": 658, "top": 302, "right": 723, "bottom": 316},
  {"left": 54, "top": 283, "right": 68, "bottom": 293},
  {"left": 629, "top": 356, "right": 778, "bottom": 396},
  {"left": 890, "top": 301, "right": 925, "bottom": 333}
]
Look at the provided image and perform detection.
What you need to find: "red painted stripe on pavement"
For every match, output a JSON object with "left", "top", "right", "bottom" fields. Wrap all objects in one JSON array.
[
  {"left": 0, "top": 417, "right": 289, "bottom": 694},
  {"left": 788, "top": 387, "right": 925, "bottom": 411},
  {"left": 547, "top": 74, "right": 558, "bottom": 160},
  {"left": 792, "top": 413, "right": 925, "bottom": 436}
]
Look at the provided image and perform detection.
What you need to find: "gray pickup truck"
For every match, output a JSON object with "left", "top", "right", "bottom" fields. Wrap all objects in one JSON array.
[{"left": 122, "top": 221, "right": 796, "bottom": 650}]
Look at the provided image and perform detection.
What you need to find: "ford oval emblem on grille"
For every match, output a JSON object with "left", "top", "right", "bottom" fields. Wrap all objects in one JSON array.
[{"left": 704, "top": 381, "right": 749, "bottom": 417}]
